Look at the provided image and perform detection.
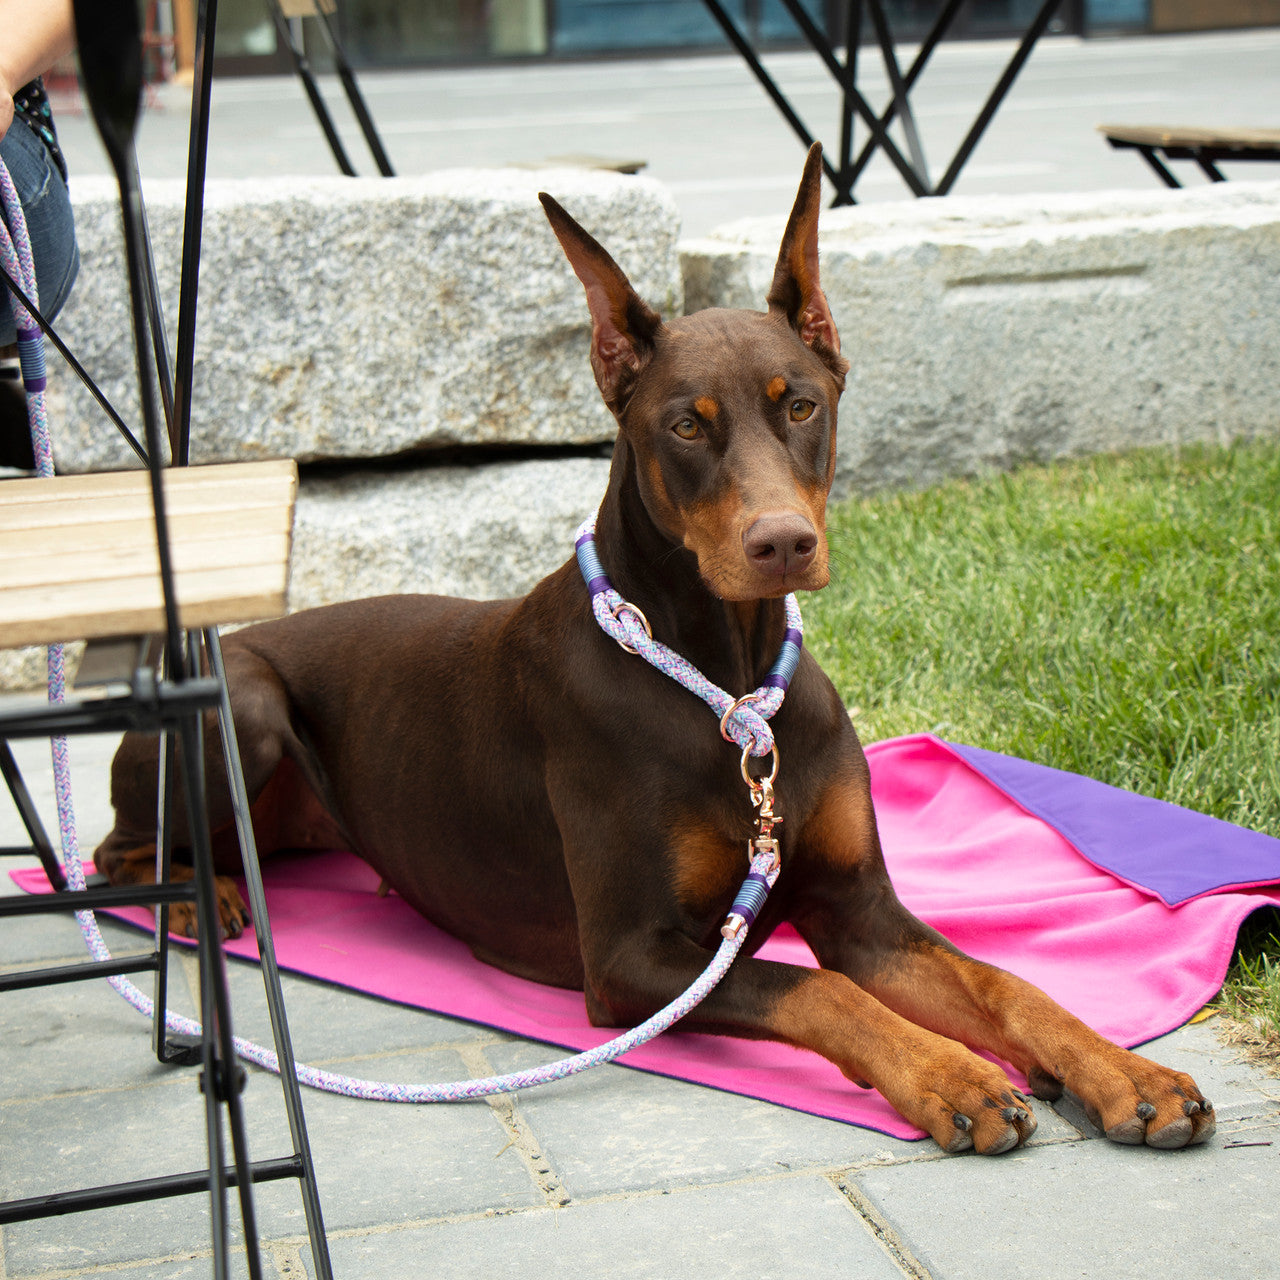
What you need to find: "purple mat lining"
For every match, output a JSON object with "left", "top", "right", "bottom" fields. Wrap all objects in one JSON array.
[{"left": 945, "top": 741, "right": 1280, "bottom": 906}]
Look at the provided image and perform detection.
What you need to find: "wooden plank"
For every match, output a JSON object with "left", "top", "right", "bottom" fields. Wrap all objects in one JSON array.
[
  {"left": 0, "top": 465, "right": 297, "bottom": 531},
  {"left": 5, "top": 533, "right": 292, "bottom": 590},
  {"left": 0, "top": 563, "right": 290, "bottom": 648},
  {"left": 1098, "top": 123, "right": 1280, "bottom": 152},
  {"left": 0, "top": 459, "right": 296, "bottom": 507},
  {"left": 0, "top": 460, "right": 297, "bottom": 649},
  {"left": 3, "top": 506, "right": 291, "bottom": 560}
]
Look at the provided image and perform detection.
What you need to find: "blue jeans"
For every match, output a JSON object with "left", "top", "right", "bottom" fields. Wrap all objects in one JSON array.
[{"left": 0, "top": 119, "right": 79, "bottom": 345}]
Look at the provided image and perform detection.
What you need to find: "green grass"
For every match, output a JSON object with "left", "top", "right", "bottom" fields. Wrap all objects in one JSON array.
[{"left": 806, "top": 437, "right": 1280, "bottom": 1059}]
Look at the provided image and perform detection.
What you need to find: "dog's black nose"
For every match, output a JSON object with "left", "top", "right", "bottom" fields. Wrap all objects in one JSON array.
[{"left": 743, "top": 512, "right": 818, "bottom": 578}]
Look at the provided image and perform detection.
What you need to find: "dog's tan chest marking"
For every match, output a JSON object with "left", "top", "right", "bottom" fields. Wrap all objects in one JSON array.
[
  {"left": 798, "top": 773, "right": 879, "bottom": 873},
  {"left": 669, "top": 820, "right": 745, "bottom": 919}
]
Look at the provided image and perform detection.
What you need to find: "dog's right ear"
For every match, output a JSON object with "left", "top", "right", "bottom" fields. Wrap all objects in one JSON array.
[
  {"left": 767, "top": 143, "right": 844, "bottom": 375},
  {"left": 539, "top": 193, "right": 663, "bottom": 414}
]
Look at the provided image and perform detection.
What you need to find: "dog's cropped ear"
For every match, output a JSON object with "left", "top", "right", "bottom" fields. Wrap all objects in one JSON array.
[
  {"left": 539, "top": 193, "right": 663, "bottom": 414},
  {"left": 767, "top": 143, "right": 845, "bottom": 370}
]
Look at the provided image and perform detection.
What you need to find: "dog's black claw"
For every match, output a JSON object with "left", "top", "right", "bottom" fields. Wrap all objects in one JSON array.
[
  {"left": 953, "top": 1113, "right": 972, "bottom": 1132},
  {"left": 1012, "top": 1089, "right": 1029, "bottom": 1103},
  {"left": 1137, "top": 1102, "right": 1157, "bottom": 1120},
  {"left": 1184, "top": 1098, "right": 1211, "bottom": 1117},
  {"left": 1000, "top": 1106, "right": 1022, "bottom": 1124},
  {"left": 1201, "top": 1099, "right": 1214, "bottom": 1114}
]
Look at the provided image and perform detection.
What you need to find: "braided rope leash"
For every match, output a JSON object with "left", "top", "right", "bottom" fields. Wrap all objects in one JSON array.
[{"left": 574, "top": 516, "right": 799, "bottom": 936}]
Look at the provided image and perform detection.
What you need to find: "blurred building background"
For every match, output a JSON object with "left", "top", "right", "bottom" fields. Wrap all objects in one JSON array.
[{"left": 169, "top": 0, "right": 1280, "bottom": 75}]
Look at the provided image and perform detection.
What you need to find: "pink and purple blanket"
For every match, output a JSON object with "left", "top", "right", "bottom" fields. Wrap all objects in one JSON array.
[{"left": 14, "top": 734, "right": 1280, "bottom": 1139}]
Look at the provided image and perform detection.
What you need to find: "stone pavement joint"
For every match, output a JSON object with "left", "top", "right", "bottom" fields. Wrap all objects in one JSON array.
[{"left": 831, "top": 1174, "right": 936, "bottom": 1279}]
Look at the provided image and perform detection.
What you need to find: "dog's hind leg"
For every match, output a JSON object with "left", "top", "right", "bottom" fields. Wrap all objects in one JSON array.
[{"left": 94, "top": 645, "right": 295, "bottom": 938}]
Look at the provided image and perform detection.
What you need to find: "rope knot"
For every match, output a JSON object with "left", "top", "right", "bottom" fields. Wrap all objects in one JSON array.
[{"left": 718, "top": 692, "right": 779, "bottom": 757}]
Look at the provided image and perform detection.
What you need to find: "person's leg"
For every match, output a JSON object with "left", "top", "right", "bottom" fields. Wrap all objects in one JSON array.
[
  {"left": 0, "top": 116, "right": 78, "bottom": 467},
  {"left": 0, "top": 115, "right": 79, "bottom": 343}
]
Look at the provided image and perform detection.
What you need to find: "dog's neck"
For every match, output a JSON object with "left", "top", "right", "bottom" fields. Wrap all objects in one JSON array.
[{"left": 594, "top": 440, "right": 790, "bottom": 697}]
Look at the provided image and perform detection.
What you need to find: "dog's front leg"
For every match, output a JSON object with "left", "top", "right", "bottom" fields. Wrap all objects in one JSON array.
[
  {"left": 792, "top": 778, "right": 1215, "bottom": 1150},
  {"left": 844, "top": 932, "right": 1215, "bottom": 1149},
  {"left": 577, "top": 921, "right": 1040, "bottom": 1154}
]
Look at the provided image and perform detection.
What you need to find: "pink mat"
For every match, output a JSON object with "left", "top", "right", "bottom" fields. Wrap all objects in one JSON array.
[{"left": 15, "top": 734, "right": 1280, "bottom": 1140}]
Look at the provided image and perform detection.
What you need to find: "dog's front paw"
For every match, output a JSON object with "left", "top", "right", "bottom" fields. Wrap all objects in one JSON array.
[
  {"left": 1053, "top": 1048, "right": 1215, "bottom": 1149},
  {"left": 880, "top": 1041, "right": 1039, "bottom": 1155}
]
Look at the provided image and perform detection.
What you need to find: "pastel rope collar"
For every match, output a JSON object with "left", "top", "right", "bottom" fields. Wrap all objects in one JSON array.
[{"left": 574, "top": 516, "right": 803, "bottom": 761}]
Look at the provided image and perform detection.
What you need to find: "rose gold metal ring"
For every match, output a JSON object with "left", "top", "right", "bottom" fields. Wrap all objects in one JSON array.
[
  {"left": 610, "top": 600, "right": 652, "bottom": 655},
  {"left": 719, "top": 692, "right": 762, "bottom": 744},
  {"left": 740, "top": 741, "right": 780, "bottom": 790}
]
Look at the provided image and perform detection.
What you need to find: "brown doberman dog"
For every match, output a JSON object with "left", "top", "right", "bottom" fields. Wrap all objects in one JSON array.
[{"left": 96, "top": 144, "right": 1215, "bottom": 1155}]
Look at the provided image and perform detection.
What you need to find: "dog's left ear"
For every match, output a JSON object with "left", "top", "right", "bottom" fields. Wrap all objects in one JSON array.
[
  {"left": 767, "top": 143, "right": 845, "bottom": 370},
  {"left": 539, "top": 192, "right": 663, "bottom": 415}
]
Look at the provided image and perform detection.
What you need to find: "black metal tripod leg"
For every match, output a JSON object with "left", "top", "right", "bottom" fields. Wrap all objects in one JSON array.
[
  {"left": 0, "top": 739, "right": 66, "bottom": 890},
  {"left": 175, "top": 693, "right": 265, "bottom": 1280},
  {"left": 205, "top": 627, "right": 334, "bottom": 1280},
  {"left": 173, "top": 0, "right": 220, "bottom": 467},
  {"left": 265, "top": 0, "right": 357, "bottom": 177}
]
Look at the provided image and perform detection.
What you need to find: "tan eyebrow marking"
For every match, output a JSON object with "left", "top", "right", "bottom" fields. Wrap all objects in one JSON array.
[
  {"left": 766, "top": 376, "right": 787, "bottom": 402},
  {"left": 693, "top": 395, "right": 719, "bottom": 420}
]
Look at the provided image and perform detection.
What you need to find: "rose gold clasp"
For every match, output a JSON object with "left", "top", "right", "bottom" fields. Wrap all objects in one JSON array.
[{"left": 744, "top": 747, "right": 782, "bottom": 874}]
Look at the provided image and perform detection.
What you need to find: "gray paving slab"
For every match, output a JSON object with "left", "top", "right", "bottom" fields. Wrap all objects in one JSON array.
[
  {"left": 320, "top": 1173, "right": 906, "bottom": 1280},
  {"left": 0, "top": 900, "right": 97, "bottom": 963},
  {"left": 1, "top": 1072, "right": 256, "bottom": 1271},
  {"left": 0, "top": 733, "right": 120, "bottom": 859},
  {"left": 74, "top": 1258, "right": 243, "bottom": 1280},
  {"left": 856, "top": 1131, "right": 1280, "bottom": 1280},
  {"left": 0, "top": 969, "right": 179, "bottom": 1099},
  {"left": 1, "top": 1044, "right": 536, "bottom": 1271},
  {"left": 489, "top": 1037, "right": 1029, "bottom": 1198},
  {"left": 248, "top": 1050, "right": 544, "bottom": 1235},
  {"left": 164, "top": 947, "right": 526, "bottom": 1062}
]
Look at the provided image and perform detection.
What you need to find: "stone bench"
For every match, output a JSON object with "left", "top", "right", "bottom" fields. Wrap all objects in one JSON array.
[
  {"left": 47, "top": 168, "right": 681, "bottom": 470},
  {"left": 6, "top": 168, "right": 670, "bottom": 690}
]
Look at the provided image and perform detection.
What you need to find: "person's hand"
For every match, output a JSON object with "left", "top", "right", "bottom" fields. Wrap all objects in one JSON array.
[
  {"left": 0, "top": 68, "right": 15, "bottom": 142},
  {"left": 0, "top": 0, "right": 77, "bottom": 143}
]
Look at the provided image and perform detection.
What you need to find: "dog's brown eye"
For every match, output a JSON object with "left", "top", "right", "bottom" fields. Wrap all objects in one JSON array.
[
  {"left": 673, "top": 419, "right": 700, "bottom": 440},
  {"left": 789, "top": 399, "right": 815, "bottom": 422}
]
